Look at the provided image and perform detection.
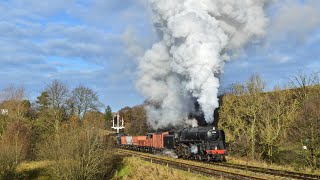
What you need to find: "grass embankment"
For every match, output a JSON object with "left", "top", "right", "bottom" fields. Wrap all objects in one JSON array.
[
  {"left": 117, "top": 149, "right": 320, "bottom": 179},
  {"left": 112, "top": 157, "right": 217, "bottom": 180},
  {"left": 11, "top": 152, "right": 320, "bottom": 179},
  {"left": 16, "top": 161, "right": 51, "bottom": 173},
  {"left": 2, "top": 161, "right": 52, "bottom": 180},
  {"left": 226, "top": 156, "right": 320, "bottom": 175}
]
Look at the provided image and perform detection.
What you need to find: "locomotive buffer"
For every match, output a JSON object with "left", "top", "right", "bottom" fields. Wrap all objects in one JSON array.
[{"left": 112, "top": 113, "right": 124, "bottom": 134}]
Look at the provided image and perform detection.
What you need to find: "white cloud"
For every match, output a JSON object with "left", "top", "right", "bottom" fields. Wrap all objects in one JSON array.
[
  {"left": 268, "top": 53, "right": 293, "bottom": 64},
  {"left": 122, "top": 27, "right": 145, "bottom": 58},
  {"left": 0, "top": 0, "right": 149, "bottom": 110},
  {"left": 269, "top": 0, "right": 320, "bottom": 40}
]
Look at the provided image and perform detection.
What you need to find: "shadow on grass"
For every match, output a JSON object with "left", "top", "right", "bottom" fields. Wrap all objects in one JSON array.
[
  {"left": 105, "top": 154, "right": 127, "bottom": 180},
  {"left": 1, "top": 155, "right": 126, "bottom": 180},
  {"left": 1, "top": 168, "right": 50, "bottom": 180}
]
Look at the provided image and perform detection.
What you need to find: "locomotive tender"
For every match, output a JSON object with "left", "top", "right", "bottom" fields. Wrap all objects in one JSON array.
[{"left": 119, "top": 126, "right": 227, "bottom": 162}]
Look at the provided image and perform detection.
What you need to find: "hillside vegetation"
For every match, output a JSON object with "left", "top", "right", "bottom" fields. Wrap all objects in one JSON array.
[
  {"left": 219, "top": 73, "right": 320, "bottom": 169},
  {"left": 0, "top": 80, "right": 118, "bottom": 179}
]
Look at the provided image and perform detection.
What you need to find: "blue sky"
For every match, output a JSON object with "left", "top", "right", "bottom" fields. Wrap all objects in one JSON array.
[{"left": 0, "top": 0, "right": 319, "bottom": 111}]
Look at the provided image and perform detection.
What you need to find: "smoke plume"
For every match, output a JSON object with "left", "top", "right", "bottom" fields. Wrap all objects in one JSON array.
[
  {"left": 137, "top": 0, "right": 268, "bottom": 128},
  {"left": 185, "top": 118, "right": 198, "bottom": 128}
]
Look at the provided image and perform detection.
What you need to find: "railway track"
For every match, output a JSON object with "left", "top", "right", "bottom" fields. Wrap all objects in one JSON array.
[
  {"left": 118, "top": 149, "right": 266, "bottom": 180},
  {"left": 211, "top": 162, "right": 320, "bottom": 180},
  {"left": 118, "top": 148, "right": 320, "bottom": 180}
]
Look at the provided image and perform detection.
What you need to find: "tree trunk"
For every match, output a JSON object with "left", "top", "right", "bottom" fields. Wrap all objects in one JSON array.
[{"left": 251, "top": 115, "right": 256, "bottom": 159}]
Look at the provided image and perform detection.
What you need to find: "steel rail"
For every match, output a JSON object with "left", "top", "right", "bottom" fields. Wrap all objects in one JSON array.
[
  {"left": 118, "top": 149, "right": 266, "bottom": 180},
  {"left": 118, "top": 148, "right": 320, "bottom": 180},
  {"left": 211, "top": 162, "right": 320, "bottom": 180}
]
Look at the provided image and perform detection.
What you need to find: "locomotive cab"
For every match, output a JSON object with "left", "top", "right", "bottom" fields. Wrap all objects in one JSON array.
[{"left": 163, "top": 132, "right": 175, "bottom": 149}]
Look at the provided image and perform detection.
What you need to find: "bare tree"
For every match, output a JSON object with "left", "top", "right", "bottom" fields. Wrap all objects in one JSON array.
[
  {"left": 70, "top": 85, "right": 102, "bottom": 119},
  {"left": 219, "top": 94, "right": 248, "bottom": 155},
  {"left": 245, "top": 73, "right": 266, "bottom": 94},
  {"left": 0, "top": 86, "right": 29, "bottom": 118},
  {"left": 257, "top": 87, "right": 298, "bottom": 161},
  {"left": 219, "top": 74, "right": 266, "bottom": 159},
  {"left": 220, "top": 83, "right": 245, "bottom": 96},
  {"left": 0, "top": 86, "right": 25, "bottom": 102},
  {"left": 289, "top": 71, "right": 319, "bottom": 88},
  {"left": 46, "top": 80, "right": 69, "bottom": 109},
  {"left": 288, "top": 71, "right": 320, "bottom": 104},
  {"left": 41, "top": 80, "right": 69, "bottom": 134},
  {"left": 290, "top": 96, "right": 320, "bottom": 169},
  {"left": 244, "top": 74, "right": 266, "bottom": 159}
]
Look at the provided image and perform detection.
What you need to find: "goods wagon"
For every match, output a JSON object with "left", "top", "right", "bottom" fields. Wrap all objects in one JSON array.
[
  {"left": 132, "top": 136, "right": 146, "bottom": 146},
  {"left": 121, "top": 136, "right": 126, "bottom": 145},
  {"left": 153, "top": 132, "right": 169, "bottom": 149},
  {"left": 138, "top": 139, "right": 146, "bottom": 146},
  {"left": 145, "top": 133, "right": 153, "bottom": 147}
]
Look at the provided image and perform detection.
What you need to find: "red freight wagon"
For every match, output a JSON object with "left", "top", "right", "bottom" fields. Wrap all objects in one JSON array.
[
  {"left": 153, "top": 133, "right": 162, "bottom": 149},
  {"left": 132, "top": 136, "right": 146, "bottom": 146},
  {"left": 121, "top": 136, "right": 126, "bottom": 145},
  {"left": 145, "top": 133, "right": 153, "bottom": 147},
  {"left": 153, "top": 132, "right": 169, "bottom": 149},
  {"left": 138, "top": 140, "right": 146, "bottom": 146}
]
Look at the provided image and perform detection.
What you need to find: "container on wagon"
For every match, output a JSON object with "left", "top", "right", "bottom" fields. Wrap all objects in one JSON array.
[{"left": 126, "top": 136, "right": 133, "bottom": 145}]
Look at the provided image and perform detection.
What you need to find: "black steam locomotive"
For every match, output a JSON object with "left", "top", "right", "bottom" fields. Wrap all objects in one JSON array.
[{"left": 165, "top": 126, "right": 226, "bottom": 161}]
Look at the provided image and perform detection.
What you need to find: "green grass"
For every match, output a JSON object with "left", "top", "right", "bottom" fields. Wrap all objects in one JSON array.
[
  {"left": 227, "top": 154, "right": 320, "bottom": 175},
  {"left": 14, "top": 161, "right": 51, "bottom": 180},
  {"left": 0, "top": 161, "right": 51, "bottom": 180},
  {"left": 116, "top": 163, "right": 132, "bottom": 178},
  {"left": 112, "top": 156, "right": 218, "bottom": 180}
]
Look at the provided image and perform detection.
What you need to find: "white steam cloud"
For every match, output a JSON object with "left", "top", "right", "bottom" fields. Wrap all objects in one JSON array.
[{"left": 137, "top": 0, "right": 269, "bottom": 128}]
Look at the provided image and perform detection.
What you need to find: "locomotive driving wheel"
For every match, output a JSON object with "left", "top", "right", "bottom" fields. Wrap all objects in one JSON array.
[{"left": 207, "top": 155, "right": 211, "bottom": 162}]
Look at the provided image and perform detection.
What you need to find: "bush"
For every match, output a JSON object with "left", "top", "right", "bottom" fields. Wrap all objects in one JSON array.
[
  {"left": 0, "top": 119, "right": 32, "bottom": 179},
  {"left": 38, "top": 123, "right": 116, "bottom": 180}
]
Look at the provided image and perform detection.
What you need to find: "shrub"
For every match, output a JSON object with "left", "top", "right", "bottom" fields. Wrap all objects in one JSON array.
[
  {"left": 0, "top": 119, "right": 32, "bottom": 179},
  {"left": 38, "top": 124, "right": 116, "bottom": 180}
]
